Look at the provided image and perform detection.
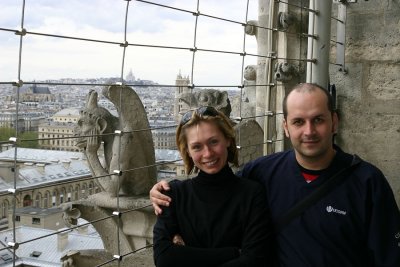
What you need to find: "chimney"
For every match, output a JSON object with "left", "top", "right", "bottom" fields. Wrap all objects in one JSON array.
[
  {"left": 36, "top": 163, "right": 46, "bottom": 173},
  {"left": 57, "top": 229, "right": 69, "bottom": 251},
  {"left": 77, "top": 224, "right": 89, "bottom": 235},
  {"left": 62, "top": 160, "right": 71, "bottom": 169}
]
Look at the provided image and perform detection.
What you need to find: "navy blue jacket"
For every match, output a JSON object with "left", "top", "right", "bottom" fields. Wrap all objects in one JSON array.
[{"left": 240, "top": 146, "right": 400, "bottom": 267}]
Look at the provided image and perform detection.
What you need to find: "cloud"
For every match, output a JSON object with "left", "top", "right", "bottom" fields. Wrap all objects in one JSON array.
[{"left": 0, "top": 0, "right": 259, "bottom": 86}]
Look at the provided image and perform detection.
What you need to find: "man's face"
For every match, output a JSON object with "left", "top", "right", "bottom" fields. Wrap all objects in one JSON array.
[{"left": 283, "top": 89, "right": 338, "bottom": 169}]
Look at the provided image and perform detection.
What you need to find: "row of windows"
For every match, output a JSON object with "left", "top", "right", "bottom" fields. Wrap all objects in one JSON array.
[
  {"left": 14, "top": 215, "right": 41, "bottom": 225},
  {"left": 39, "top": 147, "right": 80, "bottom": 152},
  {"left": 155, "top": 141, "right": 174, "bottom": 145},
  {"left": 39, "top": 135, "right": 173, "bottom": 148},
  {"left": 55, "top": 118, "right": 78, "bottom": 122},
  {"left": 39, "top": 138, "right": 75, "bottom": 147},
  {"left": 0, "top": 183, "right": 101, "bottom": 219},
  {"left": 153, "top": 133, "right": 175, "bottom": 136},
  {"left": 40, "top": 134, "right": 70, "bottom": 138},
  {"left": 39, "top": 129, "right": 74, "bottom": 133}
]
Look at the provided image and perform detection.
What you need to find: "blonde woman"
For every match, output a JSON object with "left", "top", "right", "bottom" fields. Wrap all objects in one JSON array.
[{"left": 153, "top": 106, "right": 275, "bottom": 267}]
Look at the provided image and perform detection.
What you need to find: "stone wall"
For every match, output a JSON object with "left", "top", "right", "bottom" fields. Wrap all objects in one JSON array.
[{"left": 330, "top": 0, "right": 400, "bottom": 205}]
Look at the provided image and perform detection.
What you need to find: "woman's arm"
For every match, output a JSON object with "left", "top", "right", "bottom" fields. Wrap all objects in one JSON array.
[
  {"left": 153, "top": 181, "right": 240, "bottom": 267},
  {"left": 218, "top": 186, "right": 276, "bottom": 267}
]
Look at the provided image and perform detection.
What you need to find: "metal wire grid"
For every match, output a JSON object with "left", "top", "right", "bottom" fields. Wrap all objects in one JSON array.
[{"left": 0, "top": 0, "right": 344, "bottom": 265}]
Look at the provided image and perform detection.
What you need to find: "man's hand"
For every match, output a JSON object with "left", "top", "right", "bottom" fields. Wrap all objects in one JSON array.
[
  {"left": 172, "top": 234, "right": 185, "bottom": 246},
  {"left": 149, "top": 180, "right": 172, "bottom": 215}
]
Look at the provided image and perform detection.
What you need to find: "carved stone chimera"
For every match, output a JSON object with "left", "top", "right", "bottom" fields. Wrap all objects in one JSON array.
[{"left": 61, "top": 85, "right": 157, "bottom": 266}]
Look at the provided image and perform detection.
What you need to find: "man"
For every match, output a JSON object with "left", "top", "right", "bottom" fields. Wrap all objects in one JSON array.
[{"left": 150, "top": 83, "right": 400, "bottom": 266}]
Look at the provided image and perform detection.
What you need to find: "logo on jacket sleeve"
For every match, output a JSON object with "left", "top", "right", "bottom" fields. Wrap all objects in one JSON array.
[{"left": 326, "top": 205, "right": 347, "bottom": 215}]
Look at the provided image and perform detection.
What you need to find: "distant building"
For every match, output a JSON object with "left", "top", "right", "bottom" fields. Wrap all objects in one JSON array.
[
  {"left": 10, "top": 207, "right": 65, "bottom": 231},
  {"left": 125, "top": 69, "right": 136, "bottom": 82},
  {"left": 0, "top": 148, "right": 97, "bottom": 222},
  {"left": 51, "top": 108, "right": 80, "bottom": 124},
  {"left": 98, "top": 99, "right": 115, "bottom": 111},
  {"left": 152, "top": 127, "right": 176, "bottom": 150},
  {"left": 154, "top": 149, "right": 185, "bottom": 180},
  {"left": 173, "top": 71, "right": 191, "bottom": 122},
  {"left": 0, "top": 225, "right": 103, "bottom": 266},
  {"left": 0, "top": 112, "right": 24, "bottom": 131},
  {"left": 6, "top": 84, "right": 56, "bottom": 104},
  {"left": 150, "top": 120, "right": 176, "bottom": 150},
  {"left": 38, "top": 108, "right": 80, "bottom": 151},
  {"left": 0, "top": 147, "right": 186, "bottom": 225},
  {"left": 0, "top": 111, "right": 46, "bottom": 132}
]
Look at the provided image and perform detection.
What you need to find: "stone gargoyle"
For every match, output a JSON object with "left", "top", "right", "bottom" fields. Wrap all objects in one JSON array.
[
  {"left": 75, "top": 85, "right": 156, "bottom": 198},
  {"left": 61, "top": 85, "right": 157, "bottom": 267},
  {"left": 179, "top": 88, "right": 232, "bottom": 117}
]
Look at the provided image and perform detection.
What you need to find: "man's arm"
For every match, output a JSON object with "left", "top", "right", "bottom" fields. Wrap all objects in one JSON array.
[
  {"left": 149, "top": 180, "right": 171, "bottom": 215},
  {"left": 150, "top": 157, "right": 263, "bottom": 215},
  {"left": 367, "top": 169, "right": 400, "bottom": 266}
]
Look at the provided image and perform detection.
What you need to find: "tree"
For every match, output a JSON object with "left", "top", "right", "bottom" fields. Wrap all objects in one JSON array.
[
  {"left": 19, "top": 131, "right": 39, "bottom": 148},
  {"left": 0, "top": 127, "right": 15, "bottom": 141},
  {"left": 0, "top": 127, "right": 38, "bottom": 148}
]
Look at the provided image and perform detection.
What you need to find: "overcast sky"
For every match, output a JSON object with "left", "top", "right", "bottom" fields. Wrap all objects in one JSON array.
[{"left": 0, "top": 0, "right": 259, "bottom": 86}]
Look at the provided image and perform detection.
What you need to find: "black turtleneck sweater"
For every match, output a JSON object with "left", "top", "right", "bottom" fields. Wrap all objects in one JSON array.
[{"left": 153, "top": 165, "right": 274, "bottom": 267}]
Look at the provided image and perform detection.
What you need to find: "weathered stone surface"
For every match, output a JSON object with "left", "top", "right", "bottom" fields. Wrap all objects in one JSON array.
[
  {"left": 234, "top": 119, "right": 264, "bottom": 170},
  {"left": 331, "top": 1, "right": 400, "bottom": 205},
  {"left": 75, "top": 85, "right": 157, "bottom": 197},
  {"left": 365, "top": 63, "right": 400, "bottom": 101},
  {"left": 179, "top": 89, "right": 232, "bottom": 117}
]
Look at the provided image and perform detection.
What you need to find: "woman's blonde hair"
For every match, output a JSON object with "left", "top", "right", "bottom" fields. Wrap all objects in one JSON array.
[{"left": 176, "top": 107, "right": 238, "bottom": 175}]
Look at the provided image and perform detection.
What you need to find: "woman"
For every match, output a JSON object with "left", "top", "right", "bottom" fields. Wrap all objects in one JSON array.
[{"left": 153, "top": 106, "right": 274, "bottom": 267}]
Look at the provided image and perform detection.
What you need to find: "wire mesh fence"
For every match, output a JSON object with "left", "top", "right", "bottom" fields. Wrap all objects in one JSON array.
[{"left": 0, "top": 0, "right": 342, "bottom": 266}]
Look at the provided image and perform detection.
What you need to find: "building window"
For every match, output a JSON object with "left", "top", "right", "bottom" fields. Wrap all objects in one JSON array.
[
  {"left": 15, "top": 215, "right": 20, "bottom": 222},
  {"left": 43, "top": 195, "right": 48, "bottom": 208},
  {"left": 35, "top": 195, "right": 40, "bottom": 208},
  {"left": 1, "top": 202, "right": 7, "bottom": 218},
  {"left": 23, "top": 195, "right": 32, "bottom": 207},
  {"left": 32, "top": 218, "right": 41, "bottom": 225}
]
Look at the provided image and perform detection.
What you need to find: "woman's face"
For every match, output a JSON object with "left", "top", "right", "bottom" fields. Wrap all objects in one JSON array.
[{"left": 185, "top": 121, "right": 230, "bottom": 174}]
